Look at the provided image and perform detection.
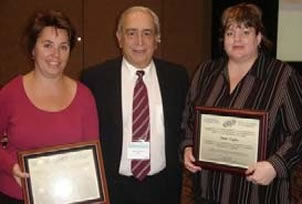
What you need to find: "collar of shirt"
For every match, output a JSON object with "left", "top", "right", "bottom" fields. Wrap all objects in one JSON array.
[{"left": 122, "top": 57, "right": 154, "bottom": 83}]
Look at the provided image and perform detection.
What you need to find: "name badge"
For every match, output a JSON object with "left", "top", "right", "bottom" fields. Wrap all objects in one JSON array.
[{"left": 128, "top": 141, "right": 150, "bottom": 160}]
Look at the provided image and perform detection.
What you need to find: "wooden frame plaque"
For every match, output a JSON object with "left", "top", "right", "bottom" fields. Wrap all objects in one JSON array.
[
  {"left": 18, "top": 140, "right": 110, "bottom": 204},
  {"left": 194, "top": 106, "right": 268, "bottom": 175}
]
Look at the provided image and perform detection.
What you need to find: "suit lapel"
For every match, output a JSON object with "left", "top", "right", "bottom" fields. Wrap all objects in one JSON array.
[
  {"left": 154, "top": 59, "right": 170, "bottom": 145},
  {"left": 111, "top": 59, "right": 123, "bottom": 149}
]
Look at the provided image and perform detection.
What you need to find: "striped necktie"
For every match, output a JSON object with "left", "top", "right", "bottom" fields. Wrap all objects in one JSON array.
[{"left": 131, "top": 70, "right": 151, "bottom": 181}]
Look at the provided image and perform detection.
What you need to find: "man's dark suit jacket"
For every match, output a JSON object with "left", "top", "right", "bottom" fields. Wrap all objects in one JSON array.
[{"left": 81, "top": 57, "right": 189, "bottom": 203}]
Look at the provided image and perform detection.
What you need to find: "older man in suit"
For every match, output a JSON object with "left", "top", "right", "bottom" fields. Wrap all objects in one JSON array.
[{"left": 82, "top": 6, "right": 188, "bottom": 204}]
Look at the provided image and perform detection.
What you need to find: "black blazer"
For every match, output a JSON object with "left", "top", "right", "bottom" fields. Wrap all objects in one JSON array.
[{"left": 82, "top": 57, "right": 189, "bottom": 201}]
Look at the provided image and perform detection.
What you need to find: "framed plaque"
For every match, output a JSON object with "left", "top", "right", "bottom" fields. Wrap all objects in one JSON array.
[
  {"left": 18, "top": 140, "right": 110, "bottom": 204},
  {"left": 194, "top": 106, "right": 268, "bottom": 175}
]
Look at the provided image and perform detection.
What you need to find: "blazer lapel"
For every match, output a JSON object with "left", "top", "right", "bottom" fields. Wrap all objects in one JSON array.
[
  {"left": 110, "top": 59, "right": 123, "bottom": 145},
  {"left": 154, "top": 59, "right": 170, "bottom": 143}
]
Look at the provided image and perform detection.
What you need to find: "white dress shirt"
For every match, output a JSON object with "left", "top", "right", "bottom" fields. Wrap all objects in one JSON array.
[{"left": 119, "top": 58, "right": 166, "bottom": 176}]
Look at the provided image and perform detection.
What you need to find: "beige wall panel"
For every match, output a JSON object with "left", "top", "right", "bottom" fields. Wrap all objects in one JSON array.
[{"left": 162, "top": 0, "right": 212, "bottom": 77}]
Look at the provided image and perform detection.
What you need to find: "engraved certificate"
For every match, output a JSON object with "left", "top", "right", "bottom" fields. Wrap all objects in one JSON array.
[
  {"left": 199, "top": 114, "right": 260, "bottom": 168},
  {"left": 27, "top": 149, "right": 100, "bottom": 204}
]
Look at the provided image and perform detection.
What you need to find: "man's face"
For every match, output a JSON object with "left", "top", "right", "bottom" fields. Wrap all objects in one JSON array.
[{"left": 116, "top": 10, "right": 158, "bottom": 68}]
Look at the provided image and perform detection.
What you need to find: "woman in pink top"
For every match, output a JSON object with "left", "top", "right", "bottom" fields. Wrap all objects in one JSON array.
[{"left": 0, "top": 10, "right": 99, "bottom": 203}]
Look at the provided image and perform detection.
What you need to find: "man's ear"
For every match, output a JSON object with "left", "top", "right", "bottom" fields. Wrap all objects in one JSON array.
[
  {"left": 116, "top": 32, "right": 122, "bottom": 48},
  {"left": 156, "top": 35, "right": 161, "bottom": 43}
]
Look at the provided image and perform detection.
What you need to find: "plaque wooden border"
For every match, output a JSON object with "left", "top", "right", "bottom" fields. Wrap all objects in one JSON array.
[
  {"left": 18, "top": 140, "right": 110, "bottom": 204},
  {"left": 194, "top": 106, "right": 268, "bottom": 175}
]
